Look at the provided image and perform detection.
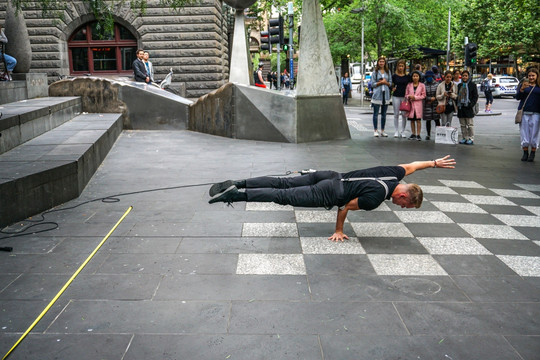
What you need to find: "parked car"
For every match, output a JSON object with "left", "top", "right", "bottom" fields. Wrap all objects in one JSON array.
[{"left": 476, "top": 75, "right": 519, "bottom": 98}]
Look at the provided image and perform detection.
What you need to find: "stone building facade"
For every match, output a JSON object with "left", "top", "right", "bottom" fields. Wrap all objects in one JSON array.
[{"left": 0, "top": 0, "right": 232, "bottom": 98}]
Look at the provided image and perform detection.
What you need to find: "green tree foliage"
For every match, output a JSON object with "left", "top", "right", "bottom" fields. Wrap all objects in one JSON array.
[{"left": 455, "top": 0, "right": 540, "bottom": 60}]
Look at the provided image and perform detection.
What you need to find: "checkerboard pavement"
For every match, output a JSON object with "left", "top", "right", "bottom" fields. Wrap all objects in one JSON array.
[{"left": 238, "top": 180, "right": 540, "bottom": 277}]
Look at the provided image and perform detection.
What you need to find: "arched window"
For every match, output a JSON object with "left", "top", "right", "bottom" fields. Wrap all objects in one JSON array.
[{"left": 68, "top": 22, "right": 138, "bottom": 75}]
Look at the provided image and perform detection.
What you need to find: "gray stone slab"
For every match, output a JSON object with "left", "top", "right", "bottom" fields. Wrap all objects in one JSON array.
[
  {"left": 345, "top": 209, "right": 400, "bottom": 222},
  {"left": 103, "top": 236, "right": 182, "bottom": 254},
  {"left": 319, "top": 335, "right": 522, "bottom": 360},
  {"left": 154, "top": 274, "right": 310, "bottom": 301},
  {"left": 394, "top": 302, "right": 540, "bottom": 335},
  {"left": 304, "top": 255, "right": 376, "bottom": 275},
  {"left": 46, "top": 300, "right": 230, "bottom": 334},
  {"left": 309, "top": 275, "right": 468, "bottom": 302},
  {"left": 359, "top": 237, "right": 429, "bottom": 254},
  {"left": 298, "top": 222, "right": 355, "bottom": 237},
  {"left": 96, "top": 253, "right": 238, "bottom": 275},
  {"left": 0, "top": 299, "right": 70, "bottom": 332},
  {"left": 478, "top": 204, "right": 532, "bottom": 215},
  {"left": 0, "top": 334, "right": 132, "bottom": 360},
  {"left": 0, "top": 236, "right": 64, "bottom": 254},
  {"left": 128, "top": 221, "right": 243, "bottom": 237},
  {"left": 504, "top": 335, "right": 540, "bottom": 360},
  {"left": 452, "top": 275, "right": 540, "bottom": 302},
  {"left": 434, "top": 255, "right": 518, "bottom": 275},
  {"left": 62, "top": 274, "right": 162, "bottom": 300},
  {"left": 514, "top": 227, "right": 540, "bottom": 241},
  {"left": 228, "top": 301, "right": 408, "bottom": 335},
  {"left": 177, "top": 237, "right": 302, "bottom": 254},
  {"left": 445, "top": 212, "right": 505, "bottom": 225},
  {"left": 0, "top": 253, "right": 89, "bottom": 275},
  {"left": 124, "top": 334, "right": 322, "bottom": 360},
  {"left": 0, "top": 274, "right": 72, "bottom": 300}
]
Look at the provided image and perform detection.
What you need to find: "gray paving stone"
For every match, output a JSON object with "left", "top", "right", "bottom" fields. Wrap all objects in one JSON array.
[
  {"left": 434, "top": 255, "right": 518, "bottom": 275},
  {"left": 96, "top": 253, "right": 238, "bottom": 275},
  {"left": 304, "top": 255, "right": 376, "bottom": 275},
  {"left": 478, "top": 239, "right": 540, "bottom": 256},
  {"left": 154, "top": 274, "right": 310, "bottom": 301},
  {"left": 0, "top": 334, "right": 132, "bottom": 360},
  {"left": 309, "top": 275, "right": 468, "bottom": 302},
  {"left": 319, "top": 335, "right": 522, "bottom": 360},
  {"left": 228, "top": 301, "right": 407, "bottom": 335},
  {"left": 177, "top": 237, "right": 302, "bottom": 254},
  {"left": 405, "top": 223, "right": 472, "bottom": 238},
  {"left": 242, "top": 222, "right": 298, "bottom": 237},
  {"left": 504, "top": 335, "right": 540, "bottom": 360},
  {"left": 0, "top": 299, "right": 70, "bottom": 332},
  {"left": 103, "top": 236, "right": 182, "bottom": 254},
  {"left": 359, "top": 237, "right": 429, "bottom": 254},
  {"left": 298, "top": 222, "right": 355, "bottom": 237},
  {"left": 0, "top": 274, "right": 72, "bottom": 300},
  {"left": 445, "top": 212, "right": 505, "bottom": 225},
  {"left": 47, "top": 300, "right": 229, "bottom": 334},
  {"left": 63, "top": 274, "right": 162, "bottom": 300},
  {"left": 451, "top": 275, "right": 540, "bottom": 302},
  {"left": 394, "top": 302, "right": 540, "bottom": 335},
  {"left": 124, "top": 334, "right": 322, "bottom": 360}
]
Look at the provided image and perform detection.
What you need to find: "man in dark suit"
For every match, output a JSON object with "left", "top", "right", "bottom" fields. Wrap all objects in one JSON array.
[{"left": 133, "top": 49, "right": 149, "bottom": 83}]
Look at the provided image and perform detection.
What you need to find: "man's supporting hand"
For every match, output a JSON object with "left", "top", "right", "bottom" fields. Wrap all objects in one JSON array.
[{"left": 328, "top": 231, "right": 349, "bottom": 242}]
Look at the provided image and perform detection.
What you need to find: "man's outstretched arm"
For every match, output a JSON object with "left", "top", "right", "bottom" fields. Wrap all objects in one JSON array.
[
  {"left": 328, "top": 198, "right": 359, "bottom": 242},
  {"left": 398, "top": 155, "right": 456, "bottom": 176}
]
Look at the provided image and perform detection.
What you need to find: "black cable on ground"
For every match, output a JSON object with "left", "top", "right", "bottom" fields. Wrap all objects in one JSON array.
[{"left": 0, "top": 170, "right": 303, "bottom": 244}]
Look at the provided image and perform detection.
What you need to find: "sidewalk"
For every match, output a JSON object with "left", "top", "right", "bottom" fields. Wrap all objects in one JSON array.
[{"left": 0, "top": 97, "right": 538, "bottom": 359}]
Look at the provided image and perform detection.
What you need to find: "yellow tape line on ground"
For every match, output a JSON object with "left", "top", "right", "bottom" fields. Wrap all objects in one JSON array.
[{"left": 2, "top": 206, "right": 133, "bottom": 360}]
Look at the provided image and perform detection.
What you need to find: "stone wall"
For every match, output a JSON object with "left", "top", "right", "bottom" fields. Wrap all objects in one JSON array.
[{"left": 0, "top": 0, "right": 231, "bottom": 98}]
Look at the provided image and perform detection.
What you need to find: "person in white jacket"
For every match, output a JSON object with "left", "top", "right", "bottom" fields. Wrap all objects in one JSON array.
[{"left": 143, "top": 51, "right": 155, "bottom": 83}]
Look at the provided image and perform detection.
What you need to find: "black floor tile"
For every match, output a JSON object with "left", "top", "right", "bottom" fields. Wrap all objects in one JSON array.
[
  {"left": 445, "top": 212, "right": 504, "bottom": 225},
  {"left": 405, "top": 223, "right": 472, "bottom": 238},
  {"left": 451, "top": 275, "right": 540, "bottom": 302},
  {"left": 297, "top": 222, "right": 354, "bottom": 237},
  {"left": 177, "top": 237, "right": 302, "bottom": 254},
  {"left": 477, "top": 239, "right": 540, "bottom": 256},
  {"left": 434, "top": 255, "right": 518, "bottom": 275},
  {"left": 504, "top": 335, "right": 540, "bottom": 360},
  {"left": 304, "top": 254, "right": 376, "bottom": 275}
]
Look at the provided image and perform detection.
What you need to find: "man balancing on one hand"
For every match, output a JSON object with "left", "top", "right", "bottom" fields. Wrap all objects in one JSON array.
[{"left": 208, "top": 155, "right": 456, "bottom": 241}]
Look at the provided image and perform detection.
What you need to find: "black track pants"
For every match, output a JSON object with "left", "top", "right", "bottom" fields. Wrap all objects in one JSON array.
[{"left": 245, "top": 171, "right": 344, "bottom": 208}]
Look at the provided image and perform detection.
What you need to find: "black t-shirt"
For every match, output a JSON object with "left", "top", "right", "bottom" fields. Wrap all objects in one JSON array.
[
  {"left": 340, "top": 166, "right": 406, "bottom": 210},
  {"left": 392, "top": 74, "right": 410, "bottom": 97}
]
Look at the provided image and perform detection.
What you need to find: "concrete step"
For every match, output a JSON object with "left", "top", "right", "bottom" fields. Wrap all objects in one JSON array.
[
  {"left": 0, "top": 73, "right": 49, "bottom": 104},
  {"left": 0, "top": 112, "right": 123, "bottom": 227},
  {"left": 0, "top": 96, "right": 82, "bottom": 154}
]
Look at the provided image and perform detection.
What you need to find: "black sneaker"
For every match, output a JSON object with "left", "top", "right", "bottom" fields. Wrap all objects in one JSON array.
[
  {"left": 408, "top": 134, "right": 415, "bottom": 140},
  {"left": 209, "top": 185, "right": 239, "bottom": 204},
  {"left": 425, "top": 135, "right": 430, "bottom": 140},
  {"left": 416, "top": 135, "right": 421, "bottom": 141},
  {"left": 209, "top": 180, "right": 233, "bottom": 197}
]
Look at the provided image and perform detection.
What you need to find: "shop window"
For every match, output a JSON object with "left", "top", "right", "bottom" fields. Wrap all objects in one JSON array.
[{"left": 68, "top": 21, "right": 137, "bottom": 75}]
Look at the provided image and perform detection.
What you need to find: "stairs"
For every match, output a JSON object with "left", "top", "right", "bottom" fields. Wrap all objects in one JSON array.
[{"left": 0, "top": 77, "right": 123, "bottom": 228}]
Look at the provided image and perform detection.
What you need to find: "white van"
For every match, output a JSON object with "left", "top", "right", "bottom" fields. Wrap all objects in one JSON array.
[{"left": 350, "top": 63, "right": 363, "bottom": 85}]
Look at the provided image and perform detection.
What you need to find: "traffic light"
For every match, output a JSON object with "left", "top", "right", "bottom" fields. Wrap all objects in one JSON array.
[
  {"left": 283, "top": 37, "right": 290, "bottom": 51},
  {"left": 269, "top": 15, "right": 284, "bottom": 47},
  {"left": 465, "top": 42, "right": 478, "bottom": 67},
  {"left": 260, "top": 30, "right": 271, "bottom": 53}
]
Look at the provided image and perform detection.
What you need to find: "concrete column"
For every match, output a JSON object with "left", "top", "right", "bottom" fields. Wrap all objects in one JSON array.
[
  {"left": 296, "top": 0, "right": 339, "bottom": 96},
  {"left": 228, "top": 10, "right": 251, "bottom": 85}
]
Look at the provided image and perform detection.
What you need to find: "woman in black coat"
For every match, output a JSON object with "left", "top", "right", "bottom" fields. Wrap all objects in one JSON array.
[
  {"left": 422, "top": 70, "right": 441, "bottom": 140},
  {"left": 456, "top": 70, "right": 478, "bottom": 145}
]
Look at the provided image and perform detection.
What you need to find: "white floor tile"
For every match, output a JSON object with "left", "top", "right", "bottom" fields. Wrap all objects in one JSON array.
[
  {"left": 490, "top": 189, "right": 540, "bottom": 199},
  {"left": 522, "top": 206, "right": 540, "bottom": 216},
  {"left": 496, "top": 255, "right": 540, "bottom": 277},
  {"left": 295, "top": 210, "right": 345, "bottom": 223},
  {"left": 351, "top": 222, "right": 413, "bottom": 238},
  {"left": 300, "top": 237, "right": 365, "bottom": 254},
  {"left": 417, "top": 237, "right": 492, "bottom": 255},
  {"left": 431, "top": 201, "right": 487, "bottom": 214},
  {"left": 419, "top": 185, "right": 458, "bottom": 195},
  {"left": 515, "top": 183, "right": 540, "bottom": 192},
  {"left": 438, "top": 180, "right": 485, "bottom": 188},
  {"left": 242, "top": 223, "right": 298, "bottom": 237},
  {"left": 368, "top": 254, "right": 448, "bottom": 276},
  {"left": 394, "top": 211, "right": 454, "bottom": 223},
  {"left": 493, "top": 214, "right": 540, "bottom": 227},
  {"left": 245, "top": 202, "right": 294, "bottom": 211},
  {"left": 461, "top": 195, "right": 516, "bottom": 206},
  {"left": 458, "top": 224, "right": 528, "bottom": 240},
  {"left": 236, "top": 254, "right": 306, "bottom": 275}
]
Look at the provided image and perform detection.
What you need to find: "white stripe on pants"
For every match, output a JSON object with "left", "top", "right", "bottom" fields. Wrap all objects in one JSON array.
[
  {"left": 520, "top": 112, "right": 540, "bottom": 148},
  {"left": 392, "top": 96, "right": 407, "bottom": 134}
]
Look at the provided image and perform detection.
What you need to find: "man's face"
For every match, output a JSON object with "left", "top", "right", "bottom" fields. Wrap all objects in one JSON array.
[
  {"left": 137, "top": 51, "right": 144, "bottom": 59},
  {"left": 391, "top": 194, "right": 415, "bottom": 209},
  {"left": 143, "top": 52, "right": 149, "bottom": 60},
  {"left": 461, "top": 72, "right": 469, "bottom": 82}
]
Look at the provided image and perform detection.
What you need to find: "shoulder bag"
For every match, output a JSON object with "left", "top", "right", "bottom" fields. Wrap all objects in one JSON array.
[{"left": 515, "top": 85, "right": 535, "bottom": 124}]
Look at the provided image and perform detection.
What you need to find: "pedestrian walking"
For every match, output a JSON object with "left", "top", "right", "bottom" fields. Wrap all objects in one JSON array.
[
  {"left": 254, "top": 63, "right": 266, "bottom": 88},
  {"left": 456, "top": 70, "right": 478, "bottom": 145},
  {"left": 371, "top": 56, "right": 392, "bottom": 137},
  {"left": 208, "top": 156, "right": 456, "bottom": 241},
  {"left": 405, "top": 71, "right": 426, "bottom": 140},
  {"left": 391, "top": 59, "right": 410, "bottom": 138},
  {"left": 516, "top": 68, "right": 540, "bottom": 162},
  {"left": 482, "top": 73, "right": 494, "bottom": 112}
]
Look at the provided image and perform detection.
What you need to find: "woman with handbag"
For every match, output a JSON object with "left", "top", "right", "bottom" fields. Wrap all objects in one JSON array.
[
  {"left": 456, "top": 70, "right": 478, "bottom": 145},
  {"left": 391, "top": 59, "right": 410, "bottom": 138},
  {"left": 405, "top": 71, "right": 426, "bottom": 140},
  {"left": 436, "top": 71, "right": 458, "bottom": 126},
  {"left": 422, "top": 70, "right": 440, "bottom": 140},
  {"left": 516, "top": 68, "right": 540, "bottom": 162},
  {"left": 371, "top": 56, "right": 392, "bottom": 137}
]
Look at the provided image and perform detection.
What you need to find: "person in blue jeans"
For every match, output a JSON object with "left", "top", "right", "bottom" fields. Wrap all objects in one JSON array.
[
  {"left": 371, "top": 56, "right": 392, "bottom": 137},
  {"left": 0, "top": 25, "right": 17, "bottom": 81},
  {"left": 341, "top": 72, "right": 351, "bottom": 105}
]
